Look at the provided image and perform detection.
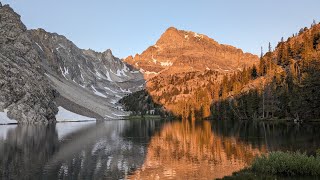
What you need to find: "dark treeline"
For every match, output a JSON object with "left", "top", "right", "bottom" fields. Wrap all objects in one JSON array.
[
  {"left": 212, "top": 22, "right": 320, "bottom": 121},
  {"left": 119, "top": 90, "right": 170, "bottom": 117}
]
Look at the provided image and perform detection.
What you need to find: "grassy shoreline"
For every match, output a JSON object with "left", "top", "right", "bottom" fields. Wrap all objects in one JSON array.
[
  {"left": 123, "top": 115, "right": 162, "bottom": 120},
  {"left": 220, "top": 151, "right": 320, "bottom": 179}
]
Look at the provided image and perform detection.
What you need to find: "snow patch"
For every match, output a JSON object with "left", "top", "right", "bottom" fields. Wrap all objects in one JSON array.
[
  {"left": 130, "top": 70, "right": 140, "bottom": 74},
  {"left": 104, "top": 87, "right": 117, "bottom": 93},
  {"left": 105, "top": 114, "right": 115, "bottom": 119},
  {"left": 59, "top": 44, "right": 66, "bottom": 49},
  {"left": 112, "top": 113, "right": 125, "bottom": 117},
  {"left": 112, "top": 65, "right": 130, "bottom": 77},
  {"left": 80, "top": 73, "right": 85, "bottom": 81},
  {"left": 79, "top": 83, "right": 86, "bottom": 88},
  {"left": 105, "top": 71, "right": 113, "bottom": 82},
  {"left": 0, "top": 109, "right": 17, "bottom": 125},
  {"left": 35, "top": 42, "right": 43, "bottom": 51},
  {"left": 115, "top": 95, "right": 122, "bottom": 98},
  {"left": 160, "top": 61, "right": 173, "bottom": 67},
  {"left": 56, "top": 107, "right": 96, "bottom": 122},
  {"left": 110, "top": 100, "right": 118, "bottom": 104},
  {"left": 144, "top": 71, "right": 158, "bottom": 75},
  {"left": 91, "top": 85, "right": 108, "bottom": 98},
  {"left": 120, "top": 88, "right": 131, "bottom": 93},
  {"left": 95, "top": 71, "right": 102, "bottom": 80},
  {"left": 194, "top": 33, "right": 204, "bottom": 39},
  {"left": 60, "top": 66, "right": 69, "bottom": 79},
  {"left": 116, "top": 69, "right": 125, "bottom": 77}
]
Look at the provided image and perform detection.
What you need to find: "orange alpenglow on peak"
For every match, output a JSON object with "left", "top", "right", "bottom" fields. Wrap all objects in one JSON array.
[{"left": 124, "top": 27, "right": 259, "bottom": 79}]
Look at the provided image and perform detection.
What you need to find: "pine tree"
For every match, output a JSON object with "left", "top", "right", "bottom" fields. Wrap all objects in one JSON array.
[
  {"left": 268, "top": 42, "right": 272, "bottom": 52},
  {"left": 251, "top": 65, "right": 258, "bottom": 79},
  {"left": 311, "top": 19, "right": 317, "bottom": 27}
]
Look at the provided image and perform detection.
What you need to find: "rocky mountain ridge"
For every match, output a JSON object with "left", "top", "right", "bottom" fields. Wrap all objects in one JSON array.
[
  {"left": 125, "top": 27, "right": 259, "bottom": 79},
  {"left": 0, "top": 4, "right": 145, "bottom": 123},
  {"left": 28, "top": 28, "right": 145, "bottom": 119}
]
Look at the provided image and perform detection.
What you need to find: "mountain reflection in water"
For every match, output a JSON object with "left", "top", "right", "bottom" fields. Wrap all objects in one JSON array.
[
  {"left": 128, "top": 120, "right": 265, "bottom": 179},
  {"left": 0, "top": 119, "right": 320, "bottom": 180}
]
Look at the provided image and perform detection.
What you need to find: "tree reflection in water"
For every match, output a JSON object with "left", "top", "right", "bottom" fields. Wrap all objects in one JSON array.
[
  {"left": 0, "top": 120, "right": 320, "bottom": 180},
  {"left": 128, "top": 120, "right": 266, "bottom": 180}
]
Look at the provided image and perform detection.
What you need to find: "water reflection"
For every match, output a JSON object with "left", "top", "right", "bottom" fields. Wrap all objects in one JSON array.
[
  {"left": 211, "top": 120, "right": 320, "bottom": 154},
  {"left": 0, "top": 125, "right": 59, "bottom": 180},
  {"left": 0, "top": 119, "right": 319, "bottom": 180},
  {"left": 128, "top": 120, "right": 266, "bottom": 179},
  {"left": 44, "top": 120, "right": 163, "bottom": 180}
]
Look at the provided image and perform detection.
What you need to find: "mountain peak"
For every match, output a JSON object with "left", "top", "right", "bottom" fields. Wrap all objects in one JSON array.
[
  {"left": 165, "top": 26, "right": 179, "bottom": 32},
  {"left": 125, "top": 27, "right": 259, "bottom": 79},
  {"left": 155, "top": 27, "right": 187, "bottom": 47}
]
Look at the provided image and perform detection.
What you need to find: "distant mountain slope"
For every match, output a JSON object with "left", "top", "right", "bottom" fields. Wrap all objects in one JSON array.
[
  {"left": 28, "top": 29, "right": 145, "bottom": 119},
  {"left": 121, "top": 27, "right": 259, "bottom": 118}
]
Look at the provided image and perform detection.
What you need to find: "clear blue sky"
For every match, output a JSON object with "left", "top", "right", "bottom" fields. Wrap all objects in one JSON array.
[{"left": 2, "top": 0, "right": 320, "bottom": 58}]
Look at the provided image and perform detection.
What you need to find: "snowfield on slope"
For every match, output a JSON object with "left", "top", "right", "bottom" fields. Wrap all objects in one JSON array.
[
  {"left": 56, "top": 106, "right": 96, "bottom": 122},
  {"left": 0, "top": 110, "right": 18, "bottom": 124}
]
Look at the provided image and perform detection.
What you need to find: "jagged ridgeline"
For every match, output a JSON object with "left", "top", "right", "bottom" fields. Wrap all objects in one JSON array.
[
  {"left": 212, "top": 23, "right": 320, "bottom": 121},
  {"left": 0, "top": 4, "right": 145, "bottom": 123}
]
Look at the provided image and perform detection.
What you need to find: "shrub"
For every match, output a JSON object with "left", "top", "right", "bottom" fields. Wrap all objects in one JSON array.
[{"left": 251, "top": 151, "right": 320, "bottom": 176}]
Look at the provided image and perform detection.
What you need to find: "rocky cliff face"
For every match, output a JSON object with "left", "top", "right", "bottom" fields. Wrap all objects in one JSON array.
[
  {"left": 0, "top": 5, "right": 58, "bottom": 123},
  {"left": 125, "top": 27, "right": 259, "bottom": 79}
]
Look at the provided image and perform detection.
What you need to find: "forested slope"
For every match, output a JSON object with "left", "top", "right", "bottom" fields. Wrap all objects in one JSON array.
[{"left": 212, "top": 22, "right": 320, "bottom": 120}]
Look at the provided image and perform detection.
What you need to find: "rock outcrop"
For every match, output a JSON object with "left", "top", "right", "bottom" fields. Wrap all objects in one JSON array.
[{"left": 0, "top": 5, "right": 58, "bottom": 123}]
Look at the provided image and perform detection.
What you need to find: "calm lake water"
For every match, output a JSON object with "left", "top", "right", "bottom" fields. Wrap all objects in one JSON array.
[{"left": 0, "top": 119, "right": 320, "bottom": 180}]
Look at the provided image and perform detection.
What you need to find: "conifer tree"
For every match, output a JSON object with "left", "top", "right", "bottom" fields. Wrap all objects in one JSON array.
[{"left": 268, "top": 42, "right": 272, "bottom": 52}]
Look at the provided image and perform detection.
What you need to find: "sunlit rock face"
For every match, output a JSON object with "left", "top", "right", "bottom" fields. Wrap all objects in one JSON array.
[
  {"left": 128, "top": 121, "right": 266, "bottom": 180},
  {"left": 125, "top": 27, "right": 259, "bottom": 79},
  {"left": 123, "top": 27, "right": 259, "bottom": 118}
]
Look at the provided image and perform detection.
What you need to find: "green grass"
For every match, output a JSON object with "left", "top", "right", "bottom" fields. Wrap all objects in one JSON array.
[
  {"left": 220, "top": 151, "right": 320, "bottom": 179},
  {"left": 124, "top": 115, "right": 162, "bottom": 120},
  {"left": 251, "top": 151, "right": 320, "bottom": 176}
]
